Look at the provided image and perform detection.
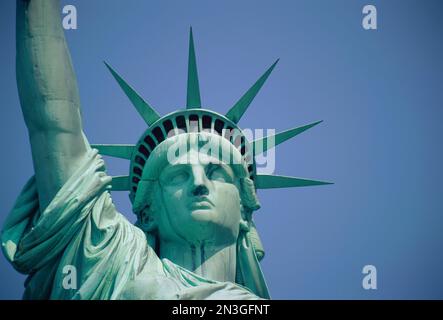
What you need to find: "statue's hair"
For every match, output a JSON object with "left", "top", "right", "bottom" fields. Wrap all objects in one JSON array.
[{"left": 240, "top": 177, "right": 261, "bottom": 212}]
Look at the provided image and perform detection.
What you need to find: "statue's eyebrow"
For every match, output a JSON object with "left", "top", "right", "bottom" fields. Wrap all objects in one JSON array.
[
  {"left": 206, "top": 161, "right": 234, "bottom": 178},
  {"left": 161, "top": 160, "right": 235, "bottom": 178},
  {"left": 162, "top": 163, "right": 189, "bottom": 173},
  {"left": 158, "top": 163, "right": 187, "bottom": 179}
]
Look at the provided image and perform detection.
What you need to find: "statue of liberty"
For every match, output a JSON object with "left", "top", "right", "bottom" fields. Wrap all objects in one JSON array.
[{"left": 1, "top": 0, "right": 331, "bottom": 300}]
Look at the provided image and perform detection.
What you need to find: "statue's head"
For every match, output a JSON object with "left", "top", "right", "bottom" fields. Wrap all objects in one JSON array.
[
  {"left": 94, "top": 28, "right": 331, "bottom": 299},
  {"left": 133, "top": 132, "right": 260, "bottom": 249}
]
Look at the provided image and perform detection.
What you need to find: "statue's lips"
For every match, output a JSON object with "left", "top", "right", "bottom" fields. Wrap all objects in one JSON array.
[{"left": 188, "top": 197, "right": 214, "bottom": 210}]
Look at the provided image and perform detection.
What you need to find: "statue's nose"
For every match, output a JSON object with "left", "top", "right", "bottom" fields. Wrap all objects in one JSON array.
[
  {"left": 190, "top": 166, "right": 209, "bottom": 196},
  {"left": 192, "top": 184, "right": 209, "bottom": 196}
]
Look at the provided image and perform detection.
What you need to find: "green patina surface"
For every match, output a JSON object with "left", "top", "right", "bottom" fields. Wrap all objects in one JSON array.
[{"left": 1, "top": 0, "right": 331, "bottom": 300}]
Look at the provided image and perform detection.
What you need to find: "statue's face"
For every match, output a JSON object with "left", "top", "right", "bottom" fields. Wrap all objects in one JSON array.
[{"left": 152, "top": 149, "right": 242, "bottom": 245}]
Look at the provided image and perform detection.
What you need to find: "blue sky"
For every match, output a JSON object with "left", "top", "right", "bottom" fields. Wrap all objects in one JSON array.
[{"left": 0, "top": 0, "right": 442, "bottom": 299}]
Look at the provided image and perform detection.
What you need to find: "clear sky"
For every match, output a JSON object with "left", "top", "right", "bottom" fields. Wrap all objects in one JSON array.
[{"left": 1, "top": 0, "right": 442, "bottom": 299}]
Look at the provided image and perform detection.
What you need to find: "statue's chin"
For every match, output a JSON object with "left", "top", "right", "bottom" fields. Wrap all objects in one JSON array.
[
  {"left": 168, "top": 209, "right": 239, "bottom": 244},
  {"left": 190, "top": 209, "right": 216, "bottom": 222}
]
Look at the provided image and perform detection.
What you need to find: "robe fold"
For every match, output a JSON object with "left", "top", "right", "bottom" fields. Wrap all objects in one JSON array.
[{"left": 1, "top": 149, "right": 259, "bottom": 300}]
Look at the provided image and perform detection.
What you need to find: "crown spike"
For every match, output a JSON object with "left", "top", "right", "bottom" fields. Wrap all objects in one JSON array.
[
  {"left": 111, "top": 176, "right": 130, "bottom": 191},
  {"left": 255, "top": 174, "right": 333, "bottom": 189},
  {"left": 186, "top": 27, "right": 202, "bottom": 108},
  {"left": 253, "top": 120, "right": 323, "bottom": 155},
  {"left": 92, "top": 144, "right": 135, "bottom": 160},
  {"left": 104, "top": 62, "right": 161, "bottom": 126},
  {"left": 225, "top": 59, "right": 279, "bottom": 124}
]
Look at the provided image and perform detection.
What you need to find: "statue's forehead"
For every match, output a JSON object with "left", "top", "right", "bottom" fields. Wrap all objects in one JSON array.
[
  {"left": 168, "top": 149, "right": 228, "bottom": 166},
  {"left": 161, "top": 144, "right": 246, "bottom": 179},
  {"left": 157, "top": 132, "right": 242, "bottom": 165}
]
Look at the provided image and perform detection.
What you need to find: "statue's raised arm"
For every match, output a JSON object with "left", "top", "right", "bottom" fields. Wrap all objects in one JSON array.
[{"left": 16, "top": 0, "right": 89, "bottom": 210}]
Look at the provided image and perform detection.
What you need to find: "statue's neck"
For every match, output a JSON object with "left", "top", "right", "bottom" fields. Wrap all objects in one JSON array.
[{"left": 159, "top": 240, "right": 237, "bottom": 282}]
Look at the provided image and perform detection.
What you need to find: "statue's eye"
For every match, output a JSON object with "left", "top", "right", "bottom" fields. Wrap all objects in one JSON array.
[
  {"left": 207, "top": 164, "right": 233, "bottom": 183},
  {"left": 169, "top": 170, "right": 189, "bottom": 185},
  {"left": 161, "top": 167, "right": 189, "bottom": 186}
]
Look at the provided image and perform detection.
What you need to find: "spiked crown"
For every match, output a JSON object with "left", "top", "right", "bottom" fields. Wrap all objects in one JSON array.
[{"left": 93, "top": 28, "right": 331, "bottom": 211}]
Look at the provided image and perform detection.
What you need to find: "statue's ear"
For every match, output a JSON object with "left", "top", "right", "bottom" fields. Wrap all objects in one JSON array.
[
  {"left": 138, "top": 209, "right": 158, "bottom": 232},
  {"left": 135, "top": 208, "right": 159, "bottom": 251}
]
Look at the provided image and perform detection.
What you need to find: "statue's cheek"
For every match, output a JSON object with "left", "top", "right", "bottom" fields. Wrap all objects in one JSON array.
[
  {"left": 161, "top": 186, "right": 185, "bottom": 203},
  {"left": 213, "top": 182, "right": 242, "bottom": 216},
  {"left": 214, "top": 181, "right": 241, "bottom": 199}
]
